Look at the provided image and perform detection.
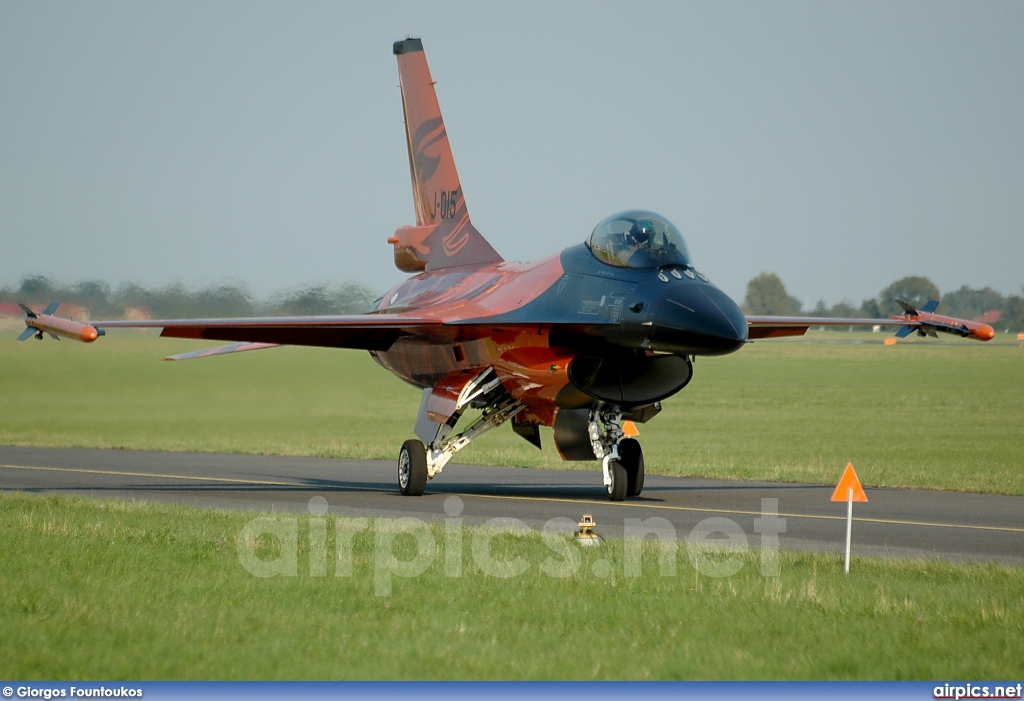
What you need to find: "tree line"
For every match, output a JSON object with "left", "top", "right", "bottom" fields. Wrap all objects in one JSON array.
[
  {"left": 5, "top": 272, "right": 1023, "bottom": 332},
  {"left": 743, "top": 272, "right": 1024, "bottom": 331},
  {"left": 0, "top": 275, "right": 379, "bottom": 320}
]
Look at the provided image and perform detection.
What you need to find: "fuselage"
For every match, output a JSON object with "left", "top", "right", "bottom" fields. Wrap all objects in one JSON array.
[{"left": 369, "top": 239, "right": 748, "bottom": 424}]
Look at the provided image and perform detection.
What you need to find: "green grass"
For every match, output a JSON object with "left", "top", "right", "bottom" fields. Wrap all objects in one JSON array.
[
  {"left": 2, "top": 492, "right": 1021, "bottom": 680},
  {"left": 2, "top": 330, "right": 1022, "bottom": 494},
  {"left": 3, "top": 333, "right": 1022, "bottom": 680}
]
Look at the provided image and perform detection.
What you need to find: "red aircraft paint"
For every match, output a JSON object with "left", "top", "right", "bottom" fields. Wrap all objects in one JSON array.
[{"left": 20, "top": 38, "right": 994, "bottom": 501}]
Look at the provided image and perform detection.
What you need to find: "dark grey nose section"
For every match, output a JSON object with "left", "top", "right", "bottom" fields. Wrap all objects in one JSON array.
[{"left": 647, "top": 284, "right": 747, "bottom": 355}]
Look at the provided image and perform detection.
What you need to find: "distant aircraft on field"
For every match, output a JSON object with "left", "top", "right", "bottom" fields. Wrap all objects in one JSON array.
[{"left": 19, "top": 38, "right": 995, "bottom": 500}]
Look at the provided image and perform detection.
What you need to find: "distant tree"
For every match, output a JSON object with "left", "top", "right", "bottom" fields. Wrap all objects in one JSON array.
[
  {"left": 18, "top": 275, "right": 58, "bottom": 298},
  {"left": 271, "top": 282, "right": 377, "bottom": 316},
  {"left": 743, "top": 273, "right": 800, "bottom": 315},
  {"left": 860, "top": 298, "right": 881, "bottom": 318},
  {"left": 876, "top": 276, "right": 940, "bottom": 316},
  {"left": 941, "top": 285, "right": 1005, "bottom": 320},
  {"left": 811, "top": 299, "right": 860, "bottom": 321},
  {"left": 113, "top": 282, "right": 158, "bottom": 315},
  {"left": 3, "top": 274, "right": 383, "bottom": 320},
  {"left": 153, "top": 283, "right": 206, "bottom": 318},
  {"left": 1004, "top": 290, "right": 1024, "bottom": 332},
  {"left": 830, "top": 301, "right": 860, "bottom": 318},
  {"left": 71, "top": 280, "right": 118, "bottom": 319},
  {"left": 334, "top": 282, "right": 377, "bottom": 314},
  {"left": 273, "top": 285, "right": 335, "bottom": 316},
  {"left": 196, "top": 282, "right": 255, "bottom": 318},
  {"left": 13, "top": 275, "right": 69, "bottom": 302}
]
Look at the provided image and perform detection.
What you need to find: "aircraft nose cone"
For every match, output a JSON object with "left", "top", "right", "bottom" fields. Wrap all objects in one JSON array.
[{"left": 647, "top": 284, "right": 747, "bottom": 355}]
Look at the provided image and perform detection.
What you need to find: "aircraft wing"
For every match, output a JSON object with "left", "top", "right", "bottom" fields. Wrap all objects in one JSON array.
[
  {"left": 746, "top": 309, "right": 995, "bottom": 342},
  {"left": 92, "top": 314, "right": 445, "bottom": 352},
  {"left": 746, "top": 315, "right": 898, "bottom": 340},
  {"left": 19, "top": 300, "right": 621, "bottom": 354}
]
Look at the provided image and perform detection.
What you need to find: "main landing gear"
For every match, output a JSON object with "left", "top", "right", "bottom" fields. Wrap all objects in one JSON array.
[
  {"left": 398, "top": 439, "right": 428, "bottom": 496},
  {"left": 396, "top": 370, "right": 645, "bottom": 502},
  {"left": 397, "top": 369, "right": 524, "bottom": 497}
]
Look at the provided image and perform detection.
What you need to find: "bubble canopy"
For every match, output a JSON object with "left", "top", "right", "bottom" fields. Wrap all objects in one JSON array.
[{"left": 587, "top": 210, "right": 691, "bottom": 269}]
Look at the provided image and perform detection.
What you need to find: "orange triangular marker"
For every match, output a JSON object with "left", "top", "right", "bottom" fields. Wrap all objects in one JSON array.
[
  {"left": 831, "top": 463, "right": 868, "bottom": 502},
  {"left": 622, "top": 420, "right": 639, "bottom": 437}
]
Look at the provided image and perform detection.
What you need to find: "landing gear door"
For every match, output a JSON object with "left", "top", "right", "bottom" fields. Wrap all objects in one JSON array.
[{"left": 414, "top": 387, "right": 443, "bottom": 445}]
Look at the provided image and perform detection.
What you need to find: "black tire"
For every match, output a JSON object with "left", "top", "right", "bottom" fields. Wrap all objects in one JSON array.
[
  {"left": 398, "top": 439, "right": 427, "bottom": 496},
  {"left": 619, "top": 437, "right": 645, "bottom": 497},
  {"left": 606, "top": 460, "right": 627, "bottom": 501}
]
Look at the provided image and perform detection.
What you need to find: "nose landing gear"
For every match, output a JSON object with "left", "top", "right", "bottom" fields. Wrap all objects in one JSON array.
[
  {"left": 619, "top": 437, "right": 645, "bottom": 497},
  {"left": 588, "top": 409, "right": 645, "bottom": 501}
]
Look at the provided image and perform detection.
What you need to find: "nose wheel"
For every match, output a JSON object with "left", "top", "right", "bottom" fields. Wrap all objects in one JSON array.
[
  {"left": 606, "top": 460, "right": 627, "bottom": 500},
  {"left": 619, "top": 437, "right": 645, "bottom": 497},
  {"left": 604, "top": 438, "right": 644, "bottom": 501},
  {"left": 589, "top": 409, "right": 646, "bottom": 501}
]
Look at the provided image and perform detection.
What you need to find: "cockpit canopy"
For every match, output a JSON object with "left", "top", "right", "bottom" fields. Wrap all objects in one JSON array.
[{"left": 587, "top": 210, "right": 691, "bottom": 269}]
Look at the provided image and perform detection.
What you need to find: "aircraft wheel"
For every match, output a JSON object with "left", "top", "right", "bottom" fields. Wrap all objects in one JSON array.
[
  {"left": 606, "top": 460, "right": 627, "bottom": 501},
  {"left": 619, "top": 438, "right": 645, "bottom": 497},
  {"left": 398, "top": 439, "right": 427, "bottom": 496}
]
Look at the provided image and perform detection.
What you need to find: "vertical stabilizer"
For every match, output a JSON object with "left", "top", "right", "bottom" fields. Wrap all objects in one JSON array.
[{"left": 390, "top": 38, "right": 503, "bottom": 272}]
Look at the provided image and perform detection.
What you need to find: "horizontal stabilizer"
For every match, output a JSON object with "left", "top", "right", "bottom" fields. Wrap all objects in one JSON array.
[{"left": 164, "top": 342, "right": 280, "bottom": 361}]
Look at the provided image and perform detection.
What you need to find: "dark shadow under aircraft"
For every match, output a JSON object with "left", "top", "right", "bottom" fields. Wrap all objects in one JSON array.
[{"left": 20, "top": 38, "right": 995, "bottom": 501}]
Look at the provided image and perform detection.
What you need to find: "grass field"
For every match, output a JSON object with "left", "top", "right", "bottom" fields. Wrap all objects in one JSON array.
[
  {"left": 1, "top": 330, "right": 1021, "bottom": 494},
  {"left": 2, "top": 492, "right": 1022, "bottom": 680},
  {"left": 2, "top": 330, "right": 1023, "bottom": 680}
]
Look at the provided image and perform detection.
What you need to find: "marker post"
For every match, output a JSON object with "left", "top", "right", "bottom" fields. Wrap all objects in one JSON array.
[
  {"left": 831, "top": 463, "right": 867, "bottom": 575},
  {"left": 844, "top": 487, "right": 853, "bottom": 574}
]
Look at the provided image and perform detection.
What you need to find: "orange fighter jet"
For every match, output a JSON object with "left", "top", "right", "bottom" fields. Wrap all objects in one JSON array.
[{"left": 19, "top": 38, "right": 995, "bottom": 500}]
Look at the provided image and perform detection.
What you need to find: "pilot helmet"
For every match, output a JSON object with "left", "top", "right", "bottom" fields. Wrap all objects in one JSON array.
[{"left": 629, "top": 220, "right": 655, "bottom": 245}]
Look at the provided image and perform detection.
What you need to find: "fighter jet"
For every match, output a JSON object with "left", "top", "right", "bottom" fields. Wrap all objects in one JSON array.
[{"left": 20, "top": 38, "right": 994, "bottom": 500}]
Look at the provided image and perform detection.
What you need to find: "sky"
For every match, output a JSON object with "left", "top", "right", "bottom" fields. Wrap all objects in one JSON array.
[{"left": 2, "top": 1, "right": 1022, "bottom": 308}]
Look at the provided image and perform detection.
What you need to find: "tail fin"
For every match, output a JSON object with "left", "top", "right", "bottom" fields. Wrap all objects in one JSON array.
[{"left": 390, "top": 38, "right": 503, "bottom": 273}]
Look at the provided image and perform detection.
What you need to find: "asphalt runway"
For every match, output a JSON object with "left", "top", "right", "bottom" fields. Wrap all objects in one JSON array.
[{"left": 1, "top": 445, "right": 1021, "bottom": 565}]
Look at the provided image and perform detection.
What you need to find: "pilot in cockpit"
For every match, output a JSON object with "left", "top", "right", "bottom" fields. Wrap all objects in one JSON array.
[{"left": 617, "top": 219, "right": 655, "bottom": 263}]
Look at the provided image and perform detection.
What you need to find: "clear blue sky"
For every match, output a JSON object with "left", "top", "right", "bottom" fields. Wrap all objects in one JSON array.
[{"left": 2, "top": 1, "right": 1022, "bottom": 308}]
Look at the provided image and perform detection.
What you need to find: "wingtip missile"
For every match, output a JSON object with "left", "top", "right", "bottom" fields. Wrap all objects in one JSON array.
[
  {"left": 972, "top": 323, "right": 996, "bottom": 342},
  {"left": 18, "top": 303, "right": 103, "bottom": 343},
  {"left": 891, "top": 299, "right": 995, "bottom": 342}
]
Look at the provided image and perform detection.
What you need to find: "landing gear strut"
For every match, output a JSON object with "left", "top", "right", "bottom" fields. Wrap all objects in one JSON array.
[
  {"left": 397, "top": 369, "right": 523, "bottom": 496},
  {"left": 587, "top": 408, "right": 645, "bottom": 501}
]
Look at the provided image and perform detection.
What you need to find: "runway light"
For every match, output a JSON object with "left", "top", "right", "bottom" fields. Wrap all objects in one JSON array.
[{"left": 575, "top": 514, "right": 601, "bottom": 546}]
